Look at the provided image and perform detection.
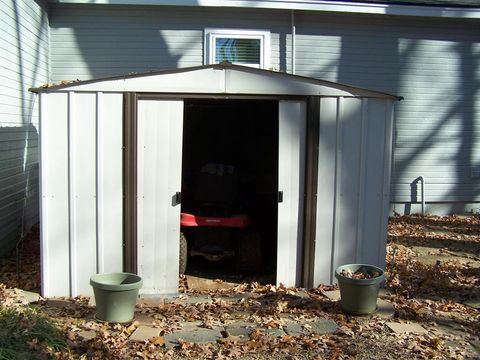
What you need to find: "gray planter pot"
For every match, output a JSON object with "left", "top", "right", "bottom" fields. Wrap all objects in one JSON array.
[
  {"left": 90, "top": 272, "right": 142, "bottom": 323},
  {"left": 334, "top": 264, "right": 385, "bottom": 315}
]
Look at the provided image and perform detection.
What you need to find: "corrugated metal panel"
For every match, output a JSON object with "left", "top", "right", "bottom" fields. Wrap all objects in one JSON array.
[
  {"left": 137, "top": 99, "right": 183, "bottom": 296},
  {"left": 97, "top": 93, "right": 123, "bottom": 274},
  {"left": 293, "top": 11, "right": 480, "bottom": 205},
  {"left": 313, "top": 97, "right": 337, "bottom": 285},
  {"left": 277, "top": 100, "right": 306, "bottom": 287},
  {"left": 41, "top": 92, "right": 123, "bottom": 298},
  {"left": 49, "top": 4, "right": 286, "bottom": 80},
  {"left": 0, "top": 0, "right": 49, "bottom": 256},
  {"left": 313, "top": 97, "right": 393, "bottom": 285},
  {"left": 40, "top": 93, "right": 70, "bottom": 297}
]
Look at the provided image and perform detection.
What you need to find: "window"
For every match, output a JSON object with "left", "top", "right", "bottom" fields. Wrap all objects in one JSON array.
[{"left": 205, "top": 29, "right": 270, "bottom": 69}]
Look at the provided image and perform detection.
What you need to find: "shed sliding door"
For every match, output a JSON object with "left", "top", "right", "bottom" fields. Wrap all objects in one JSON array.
[
  {"left": 277, "top": 100, "right": 306, "bottom": 287},
  {"left": 137, "top": 99, "right": 184, "bottom": 295}
]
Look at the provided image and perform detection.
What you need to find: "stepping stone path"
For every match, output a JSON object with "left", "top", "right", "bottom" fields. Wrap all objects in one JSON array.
[
  {"left": 77, "top": 330, "right": 97, "bottom": 341},
  {"left": 130, "top": 326, "right": 161, "bottom": 342},
  {"left": 310, "top": 320, "right": 339, "bottom": 334},
  {"left": 386, "top": 322, "right": 428, "bottom": 335},
  {"left": 164, "top": 328, "right": 223, "bottom": 348},
  {"left": 126, "top": 292, "right": 343, "bottom": 346},
  {"left": 18, "top": 290, "right": 40, "bottom": 304}
]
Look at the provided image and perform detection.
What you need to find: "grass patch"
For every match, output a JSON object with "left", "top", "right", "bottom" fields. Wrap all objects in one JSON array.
[{"left": 0, "top": 305, "right": 69, "bottom": 359}]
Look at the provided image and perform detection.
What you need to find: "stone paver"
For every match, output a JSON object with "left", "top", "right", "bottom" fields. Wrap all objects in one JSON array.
[
  {"left": 18, "top": 290, "right": 40, "bottom": 304},
  {"left": 129, "top": 326, "right": 161, "bottom": 342},
  {"left": 310, "top": 319, "right": 339, "bottom": 334},
  {"left": 164, "top": 328, "right": 222, "bottom": 348},
  {"left": 134, "top": 312, "right": 156, "bottom": 325},
  {"left": 294, "top": 290, "right": 310, "bottom": 299},
  {"left": 323, "top": 290, "right": 341, "bottom": 301},
  {"left": 376, "top": 299, "right": 395, "bottom": 318},
  {"left": 264, "top": 328, "right": 286, "bottom": 337},
  {"left": 218, "top": 293, "right": 255, "bottom": 303},
  {"left": 182, "top": 321, "right": 203, "bottom": 330},
  {"left": 386, "top": 322, "right": 428, "bottom": 335},
  {"left": 77, "top": 330, "right": 97, "bottom": 341},
  {"left": 284, "top": 322, "right": 305, "bottom": 336},
  {"left": 174, "top": 295, "right": 213, "bottom": 305},
  {"left": 225, "top": 321, "right": 254, "bottom": 338}
]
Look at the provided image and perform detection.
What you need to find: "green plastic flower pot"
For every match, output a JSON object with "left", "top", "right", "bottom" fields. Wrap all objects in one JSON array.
[
  {"left": 90, "top": 272, "right": 142, "bottom": 323},
  {"left": 334, "top": 264, "right": 385, "bottom": 315}
]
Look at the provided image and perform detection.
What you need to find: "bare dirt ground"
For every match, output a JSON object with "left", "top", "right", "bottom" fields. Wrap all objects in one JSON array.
[{"left": 0, "top": 215, "right": 479, "bottom": 359}]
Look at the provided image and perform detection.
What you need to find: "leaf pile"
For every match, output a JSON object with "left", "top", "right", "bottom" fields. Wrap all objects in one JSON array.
[
  {"left": 339, "top": 268, "right": 381, "bottom": 280},
  {"left": 0, "top": 223, "right": 41, "bottom": 291}
]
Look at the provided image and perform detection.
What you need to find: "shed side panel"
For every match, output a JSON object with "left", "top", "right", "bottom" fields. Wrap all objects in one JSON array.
[
  {"left": 41, "top": 93, "right": 70, "bottom": 297},
  {"left": 70, "top": 93, "right": 97, "bottom": 296},
  {"left": 313, "top": 97, "right": 337, "bottom": 285},
  {"left": 98, "top": 93, "right": 123, "bottom": 274},
  {"left": 361, "top": 99, "right": 388, "bottom": 266},
  {"left": 333, "top": 98, "right": 362, "bottom": 269}
]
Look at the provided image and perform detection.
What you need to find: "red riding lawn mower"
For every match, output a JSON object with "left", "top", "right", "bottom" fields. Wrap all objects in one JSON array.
[{"left": 179, "top": 163, "right": 262, "bottom": 275}]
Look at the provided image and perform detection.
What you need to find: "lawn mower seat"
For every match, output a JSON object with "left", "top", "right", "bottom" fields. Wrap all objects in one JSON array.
[{"left": 194, "top": 163, "right": 239, "bottom": 214}]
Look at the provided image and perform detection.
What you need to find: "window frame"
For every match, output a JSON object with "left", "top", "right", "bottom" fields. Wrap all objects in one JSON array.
[{"left": 204, "top": 28, "right": 271, "bottom": 69}]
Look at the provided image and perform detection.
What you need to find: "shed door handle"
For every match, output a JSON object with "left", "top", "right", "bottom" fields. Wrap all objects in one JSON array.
[
  {"left": 278, "top": 191, "right": 283, "bottom": 203},
  {"left": 174, "top": 192, "right": 181, "bottom": 205}
]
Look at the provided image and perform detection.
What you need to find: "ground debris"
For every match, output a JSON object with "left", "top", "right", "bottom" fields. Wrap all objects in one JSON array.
[{"left": 0, "top": 215, "right": 478, "bottom": 359}]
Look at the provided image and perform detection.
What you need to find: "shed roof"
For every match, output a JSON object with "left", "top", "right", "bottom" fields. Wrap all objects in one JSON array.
[{"left": 31, "top": 64, "right": 400, "bottom": 100}]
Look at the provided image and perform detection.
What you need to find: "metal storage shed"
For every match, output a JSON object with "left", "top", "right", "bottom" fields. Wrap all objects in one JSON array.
[{"left": 32, "top": 64, "right": 399, "bottom": 298}]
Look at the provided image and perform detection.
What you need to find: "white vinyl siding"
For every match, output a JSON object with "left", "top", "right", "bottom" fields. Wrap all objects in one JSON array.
[
  {"left": 294, "top": 12, "right": 480, "bottom": 206},
  {"left": 0, "top": 0, "right": 49, "bottom": 256},
  {"left": 48, "top": 4, "right": 480, "bottom": 208}
]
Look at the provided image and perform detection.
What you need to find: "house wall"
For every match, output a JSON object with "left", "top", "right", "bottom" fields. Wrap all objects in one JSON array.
[
  {"left": 48, "top": 4, "right": 480, "bottom": 214},
  {"left": 293, "top": 11, "right": 480, "bottom": 215},
  {"left": 48, "top": 4, "right": 288, "bottom": 79},
  {"left": 0, "top": 0, "right": 49, "bottom": 256}
]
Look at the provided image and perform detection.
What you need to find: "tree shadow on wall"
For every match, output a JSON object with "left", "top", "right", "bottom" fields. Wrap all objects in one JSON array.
[
  {"left": 334, "top": 12, "right": 479, "bottom": 214},
  {"left": 0, "top": 0, "right": 47, "bottom": 257}
]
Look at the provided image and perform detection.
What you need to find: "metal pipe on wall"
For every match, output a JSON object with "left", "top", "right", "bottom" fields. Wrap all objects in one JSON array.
[
  {"left": 418, "top": 175, "right": 425, "bottom": 215},
  {"left": 291, "top": 10, "right": 296, "bottom": 74}
]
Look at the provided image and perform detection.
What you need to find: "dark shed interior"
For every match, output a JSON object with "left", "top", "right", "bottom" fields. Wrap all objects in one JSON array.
[{"left": 181, "top": 99, "right": 279, "bottom": 282}]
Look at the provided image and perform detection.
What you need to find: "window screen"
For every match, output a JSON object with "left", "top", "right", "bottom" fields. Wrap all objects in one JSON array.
[{"left": 215, "top": 38, "right": 261, "bottom": 64}]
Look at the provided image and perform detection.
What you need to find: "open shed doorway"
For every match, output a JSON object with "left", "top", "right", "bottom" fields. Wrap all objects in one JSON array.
[{"left": 181, "top": 99, "right": 279, "bottom": 284}]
